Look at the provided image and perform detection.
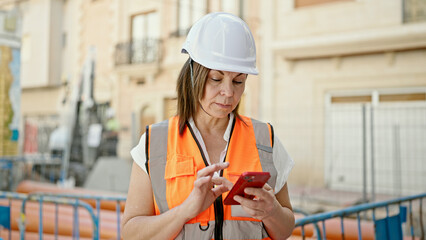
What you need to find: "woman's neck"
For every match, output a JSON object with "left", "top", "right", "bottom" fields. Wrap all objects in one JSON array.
[{"left": 193, "top": 110, "right": 229, "bottom": 135}]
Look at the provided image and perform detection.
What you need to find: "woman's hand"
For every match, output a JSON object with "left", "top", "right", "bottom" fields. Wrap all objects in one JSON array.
[
  {"left": 233, "top": 183, "right": 280, "bottom": 220},
  {"left": 180, "top": 162, "right": 232, "bottom": 221}
]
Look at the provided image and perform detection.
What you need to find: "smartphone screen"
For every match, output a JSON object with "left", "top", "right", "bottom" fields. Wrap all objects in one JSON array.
[{"left": 223, "top": 171, "right": 270, "bottom": 205}]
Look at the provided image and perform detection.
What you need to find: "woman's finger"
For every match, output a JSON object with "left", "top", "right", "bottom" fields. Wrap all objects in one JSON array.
[
  {"left": 211, "top": 185, "right": 230, "bottom": 198},
  {"left": 193, "top": 175, "right": 212, "bottom": 189},
  {"left": 243, "top": 187, "right": 267, "bottom": 200},
  {"left": 244, "top": 184, "right": 274, "bottom": 201},
  {"left": 263, "top": 183, "right": 273, "bottom": 191},
  {"left": 211, "top": 176, "right": 233, "bottom": 190},
  {"left": 234, "top": 195, "right": 260, "bottom": 209},
  {"left": 196, "top": 162, "right": 229, "bottom": 178}
]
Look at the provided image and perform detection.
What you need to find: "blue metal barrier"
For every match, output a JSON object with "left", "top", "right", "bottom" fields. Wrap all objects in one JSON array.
[
  {"left": 26, "top": 192, "right": 126, "bottom": 240},
  {"left": 295, "top": 193, "right": 426, "bottom": 240},
  {"left": 19, "top": 192, "right": 99, "bottom": 240},
  {"left": 1, "top": 191, "right": 126, "bottom": 240},
  {"left": 294, "top": 207, "right": 322, "bottom": 238},
  {"left": 0, "top": 192, "right": 27, "bottom": 240},
  {"left": 8, "top": 189, "right": 424, "bottom": 240}
]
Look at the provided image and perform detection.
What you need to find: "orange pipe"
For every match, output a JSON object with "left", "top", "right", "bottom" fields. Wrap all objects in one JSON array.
[
  {"left": 0, "top": 199, "right": 119, "bottom": 239},
  {"left": 292, "top": 217, "right": 375, "bottom": 240},
  {"left": 16, "top": 180, "right": 126, "bottom": 212},
  {"left": 0, "top": 199, "right": 121, "bottom": 223},
  {"left": 288, "top": 236, "right": 317, "bottom": 240},
  {"left": 0, "top": 229, "right": 93, "bottom": 240}
]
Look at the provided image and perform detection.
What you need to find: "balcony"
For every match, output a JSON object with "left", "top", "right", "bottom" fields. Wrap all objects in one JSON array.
[
  {"left": 403, "top": 0, "right": 426, "bottom": 23},
  {"left": 115, "top": 38, "right": 161, "bottom": 66}
]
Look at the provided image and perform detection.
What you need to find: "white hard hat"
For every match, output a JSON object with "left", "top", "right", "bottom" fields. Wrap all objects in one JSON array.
[{"left": 182, "top": 12, "right": 258, "bottom": 75}]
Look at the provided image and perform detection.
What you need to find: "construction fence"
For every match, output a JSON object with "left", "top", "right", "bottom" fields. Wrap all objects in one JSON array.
[
  {"left": 280, "top": 101, "right": 426, "bottom": 208},
  {"left": 0, "top": 190, "right": 425, "bottom": 240}
]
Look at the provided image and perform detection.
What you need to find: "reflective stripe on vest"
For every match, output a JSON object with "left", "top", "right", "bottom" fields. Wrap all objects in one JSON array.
[
  {"left": 147, "top": 120, "right": 169, "bottom": 213},
  {"left": 147, "top": 116, "right": 276, "bottom": 239},
  {"left": 174, "top": 220, "right": 270, "bottom": 240},
  {"left": 251, "top": 119, "right": 278, "bottom": 190}
]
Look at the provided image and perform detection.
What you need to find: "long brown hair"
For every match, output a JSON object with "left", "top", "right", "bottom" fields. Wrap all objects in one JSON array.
[{"left": 176, "top": 58, "right": 242, "bottom": 134}]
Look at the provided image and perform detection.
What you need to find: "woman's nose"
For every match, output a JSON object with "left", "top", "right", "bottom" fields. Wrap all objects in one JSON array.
[{"left": 220, "top": 82, "right": 233, "bottom": 97}]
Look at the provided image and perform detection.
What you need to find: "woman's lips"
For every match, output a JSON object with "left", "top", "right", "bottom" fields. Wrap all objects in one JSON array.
[{"left": 216, "top": 103, "right": 232, "bottom": 108}]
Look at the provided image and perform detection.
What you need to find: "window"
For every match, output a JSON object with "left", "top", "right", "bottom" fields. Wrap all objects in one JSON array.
[
  {"left": 379, "top": 93, "right": 426, "bottom": 102},
  {"left": 403, "top": 0, "right": 426, "bottom": 23},
  {"left": 132, "top": 11, "right": 160, "bottom": 42},
  {"left": 130, "top": 11, "right": 160, "bottom": 63},
  {"left": 331, "top": 95, "right": 372, "bottom": 104},
  {"left": 325, "top": 90, "right": 426, "bottom": 194},
  {"left": 295, "top": 0, "right": 351, "bottom": 8},
  {"left": 176, "top": 0, "right": 207, "bottom": 36}
]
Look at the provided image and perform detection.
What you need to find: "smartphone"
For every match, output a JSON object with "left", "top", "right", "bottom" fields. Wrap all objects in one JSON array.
[{"left": 223, "top": 171, "right": 271, "bottom": 205}]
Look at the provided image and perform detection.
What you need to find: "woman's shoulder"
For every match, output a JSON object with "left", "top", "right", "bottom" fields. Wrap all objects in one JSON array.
[
  {"left": 148, "top": 116, "right": 180, "bottom": 128},
  {"left": 236, "top": 115, "right": 270, "bottom": 126}
]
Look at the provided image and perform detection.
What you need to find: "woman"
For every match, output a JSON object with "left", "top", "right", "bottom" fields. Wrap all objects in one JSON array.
[{"left": 122, "top": 12, "right": 295, "bottom": 240}]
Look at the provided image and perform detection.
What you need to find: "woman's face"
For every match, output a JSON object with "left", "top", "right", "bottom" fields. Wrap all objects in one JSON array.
[{"left": 199, "top": 69, "right": 247, "bottom": 119}]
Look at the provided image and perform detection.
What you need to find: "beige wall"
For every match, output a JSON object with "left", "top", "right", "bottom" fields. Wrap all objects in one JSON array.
[
  {"left": 276, "top": 0, "right": 402, "bottom": 38},
  {"left": 21, "top": 0, "right": 51, "bottom": 88},
  {"left": 48, "top": 0, "right": 63, "bottom": 86},
  {"left": 61, "top": 0, "right": 80, "bottom": 88},
  {"left": 21, "top": 87, "right": 62, "bottom": 116},
  {"left": 20, "top": 0, "right": 64, "bottom": 88},
  {"left": 79, "top": 0, "right": 117, "bottom": 103},
  {"left": 18, "top": 0, "right": 73, "bottom": 119}
]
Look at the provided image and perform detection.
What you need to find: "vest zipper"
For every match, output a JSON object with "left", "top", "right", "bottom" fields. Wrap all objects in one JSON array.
[
  {"left": 213, "top": 197, "right": 224, "bottom": 240},
  {"left": 186, "top": 118, "right": 236, "bottom": 240}
]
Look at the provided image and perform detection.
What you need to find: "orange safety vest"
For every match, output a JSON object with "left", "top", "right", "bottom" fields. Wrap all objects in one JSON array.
[{"left": 146, "top": 115, "right": 277, "bottom": 240}]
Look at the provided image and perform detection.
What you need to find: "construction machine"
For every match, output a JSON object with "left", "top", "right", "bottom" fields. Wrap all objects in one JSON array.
[{"left": 47, "top": 47, "right": 113, "bottom": 186}]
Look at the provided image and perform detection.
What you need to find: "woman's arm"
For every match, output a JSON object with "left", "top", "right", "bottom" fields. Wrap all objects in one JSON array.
[
  {"left": 121, "top": 162, "right": 187, "bottom": 239},
  {"left": 261, "top": 183, "right": 295, "bottom": 239},
  {"left": 234, "top": 183, "right": 295, "bottom": 240},
  {"left": 121, "top": 162, "right": 232, "bottom": 240}
]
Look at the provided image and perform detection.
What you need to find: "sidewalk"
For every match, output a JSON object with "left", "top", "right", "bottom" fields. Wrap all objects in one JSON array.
[{"left": 289, "top": 184, "right": 397, "bottom": 214}]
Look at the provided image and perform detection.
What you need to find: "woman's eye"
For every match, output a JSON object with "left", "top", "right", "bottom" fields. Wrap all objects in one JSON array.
[
  {"left": 233, "top": 81, "right": 243, "bottom": 85},
  {"left": 211, "top": 78, "right": 221, "bottom": 82}
]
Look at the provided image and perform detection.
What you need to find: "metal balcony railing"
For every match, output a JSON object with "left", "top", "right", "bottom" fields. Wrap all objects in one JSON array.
[
  {"left": 114, "top": 38, "right": 161, "bottom": 66},
  {"left": 403, "top": 0, "right": 426, "bottom": 23}
]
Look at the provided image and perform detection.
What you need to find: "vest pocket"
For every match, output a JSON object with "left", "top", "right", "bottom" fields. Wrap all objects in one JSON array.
[
  {"left": 164, "top": 154, "right": 196, "bottom": 208},
  {"left": 165, "top": 154, "right": 195, "bottom": 178}
]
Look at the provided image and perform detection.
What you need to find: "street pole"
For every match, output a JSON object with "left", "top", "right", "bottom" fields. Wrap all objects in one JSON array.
[{"left": 362, "top": 104, "right": 367, "bottom": 203}]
